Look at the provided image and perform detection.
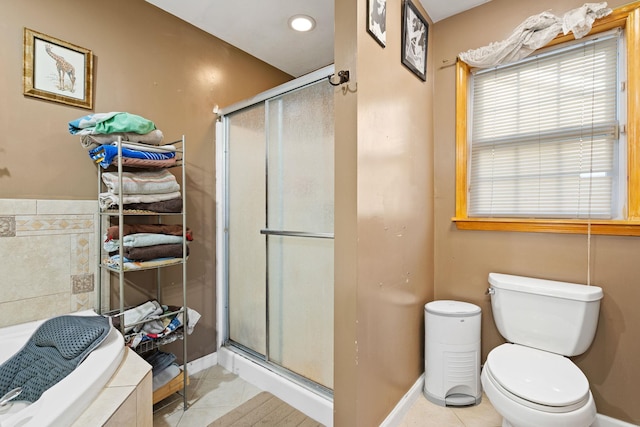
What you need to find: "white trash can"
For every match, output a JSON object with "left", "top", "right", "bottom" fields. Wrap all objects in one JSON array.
[{"left": 424, "top": 300, "right": 482, "bottom": 407}]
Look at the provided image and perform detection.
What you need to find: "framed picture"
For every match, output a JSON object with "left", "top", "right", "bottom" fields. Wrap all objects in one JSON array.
[
  {"left": 401, "top": 0, "right": 428, "bottom": 81},
  {"left": 367, "top": 0, "right": 387, "bottom": 47},
  {"left": 23, "top": 28, "right": 94, "bottom": 109}
]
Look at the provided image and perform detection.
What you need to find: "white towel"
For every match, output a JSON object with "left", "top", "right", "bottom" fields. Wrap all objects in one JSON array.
[
  {"left": 101, "top": 169, "right": 179, "bottom": 195},
  {"left": 98, "top": 191, "right": 182, "bottom": 210},
  {"left": 123, "top": 301, "right": 163, "bottom": 333}
]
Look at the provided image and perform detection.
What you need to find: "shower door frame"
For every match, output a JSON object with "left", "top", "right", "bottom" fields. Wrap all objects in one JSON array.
[{"left": 215, "top": 65, "right": 335, "bottom": 398}]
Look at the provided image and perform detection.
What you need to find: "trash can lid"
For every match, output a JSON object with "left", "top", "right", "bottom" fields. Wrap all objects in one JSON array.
[{"left": 425, "top": 300, "right": 481, "bottom": 317}]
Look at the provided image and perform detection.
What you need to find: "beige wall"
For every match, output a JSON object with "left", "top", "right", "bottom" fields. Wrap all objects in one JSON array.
[
  {"left": 334, "top": 0, "right": 435, "bottom": 425},
  {"left": 433, "top": 0, "right": 640, "bottom": 424},
  {"left": 0, "top": 0, "right": 291, "bottom": 360}
]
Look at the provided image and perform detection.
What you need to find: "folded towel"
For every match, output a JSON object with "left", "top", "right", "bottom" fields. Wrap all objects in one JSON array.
[
  {"left": 79, "top": 129, "right": 165, "bottom": 149},
  {"left": 99, "top": 191, "right": 182, "bottom": 210},
  {"left": 123, "top": 243, "right": 188, "bottom": 262},
  {"left": 101, "top": 169, "right": 179, "bottom": 195},
  {"left": 112, "top": 141, "right": 176, "bottom": 153},
  {"left": 108, "top": 156, "right": 176, "bottom": 169},
  {"left": 106, "top": 224, "right": 192, "bottom": 240},
  {"left": 119, "top": 197, "right": 183, "bottom": 213},
  {"left": 104, "top": 232, "right": 185, "bottom": 252},
  {"left": 69, "top": 112, "right": 120, "bottom": 135},
  {"left": 90, "top": 144, "right": 175, "bottom": 169},
  {"left": 104, "top": 255, "right": 185, "bottom": 271},
  {"left": 69, "top": 112, "right": 155, "bottom": 135}
]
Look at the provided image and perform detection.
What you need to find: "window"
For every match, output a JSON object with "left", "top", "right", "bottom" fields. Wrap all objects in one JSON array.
[
  {"left": 454, "top": 3, "right": 640, "bottom": 236},
  {"left": 470, "top": 32, "right": 622, "bottom": 219}
]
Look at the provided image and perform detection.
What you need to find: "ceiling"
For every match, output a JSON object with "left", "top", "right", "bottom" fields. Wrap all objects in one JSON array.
[{"left": 146, "top": 0, "right": 491, "bottom": 77}]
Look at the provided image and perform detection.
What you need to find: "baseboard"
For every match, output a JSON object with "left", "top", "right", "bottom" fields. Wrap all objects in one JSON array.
[
  {"left": 593, "top": 414, "right": 640, "bottom": 427},
  {"left": 217, "top": 347, "right": 333, "bottom": 427},
  {"left": 378, "top": 374, "right": 639, "bottom": 427},
  {"left": 380, "top": 374, "right": 425, "bottom": 427},
  {"left": 186, "top": 351, "right": 217, "bottom": 376},
  {"left": 187, "top": 354, "right": 639, "bottom": 427}
]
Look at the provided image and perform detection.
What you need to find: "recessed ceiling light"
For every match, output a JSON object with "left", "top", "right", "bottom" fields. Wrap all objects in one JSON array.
[{"left": 288, "top": 14, "right": 316, "bottom": 32}]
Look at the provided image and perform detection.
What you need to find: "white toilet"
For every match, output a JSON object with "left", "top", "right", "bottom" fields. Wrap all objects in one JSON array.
[{"left": 482, "top": 272, "right": 603, "bottom": 427}]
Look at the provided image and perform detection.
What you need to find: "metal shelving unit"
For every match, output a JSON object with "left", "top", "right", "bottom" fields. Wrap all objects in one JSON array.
[{"left": 95, "top": 135, "right": 188, "bottom": 410}]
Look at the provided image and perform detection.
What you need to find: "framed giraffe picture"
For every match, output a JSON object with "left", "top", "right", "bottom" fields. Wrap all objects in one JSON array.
[{"left": 23, "top": 28, "right": 94, "bottom": 109}]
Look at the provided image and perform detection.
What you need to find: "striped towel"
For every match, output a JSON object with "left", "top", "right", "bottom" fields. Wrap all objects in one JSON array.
[
  {"left": 89, "top": 144, "right": 175, "bottom": 169},
  {"left": 101, "top": 169, "right": 179, "bottom": 195}
]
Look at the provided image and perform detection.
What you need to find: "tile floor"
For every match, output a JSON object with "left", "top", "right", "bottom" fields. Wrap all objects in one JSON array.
[{"left": 152, "top": 365, "right": 503, "bottom": 427}]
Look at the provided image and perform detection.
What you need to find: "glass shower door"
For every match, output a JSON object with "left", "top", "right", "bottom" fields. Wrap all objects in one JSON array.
[
  {"left": 227, "top": 103, "right": 267, "bottom": 357},
  {"left": 226, "top": 78, "right": 334, "bottom": 391},
  {"left": 264, "top": 82, "right": 334, "bottom": 389}
]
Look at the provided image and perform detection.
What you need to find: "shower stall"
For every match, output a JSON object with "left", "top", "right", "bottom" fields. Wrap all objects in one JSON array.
[{"left": 215, "top": 66, "right": 335, "bottom": 421}]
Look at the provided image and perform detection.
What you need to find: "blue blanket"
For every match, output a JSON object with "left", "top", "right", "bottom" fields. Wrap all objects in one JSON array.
[{"left": 89, "top": 144, "right": 176, "bottom": 169}]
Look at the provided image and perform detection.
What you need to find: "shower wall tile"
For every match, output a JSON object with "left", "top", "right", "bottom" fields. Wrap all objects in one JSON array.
[{"left": 0, "top": 199, "right": 101, "bottom": 328}]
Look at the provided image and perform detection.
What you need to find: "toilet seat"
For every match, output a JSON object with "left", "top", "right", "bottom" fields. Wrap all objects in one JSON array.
[{"left": 484, "top": 344, "right": 590, "bottom": 413}]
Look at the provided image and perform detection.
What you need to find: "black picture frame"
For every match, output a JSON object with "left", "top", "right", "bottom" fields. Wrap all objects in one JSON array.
[
  {"left": 401, "top": 0, "right": 428, "bottom": 81},
  {"left": 367, "top": 0, "right": 387, "bottom": 47}
]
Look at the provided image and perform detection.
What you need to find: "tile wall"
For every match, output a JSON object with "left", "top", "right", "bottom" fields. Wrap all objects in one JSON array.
[{"left": 0, "top": 199, "right": 106, "bottom": 327}]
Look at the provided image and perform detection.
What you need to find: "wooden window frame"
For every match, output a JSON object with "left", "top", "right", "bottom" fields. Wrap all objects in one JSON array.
[{"left": 453, "top": 2, "right": 640, "bottom": 236}]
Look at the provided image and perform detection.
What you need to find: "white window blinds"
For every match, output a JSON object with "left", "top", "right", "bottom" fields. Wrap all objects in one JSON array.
[{"left": 468, "top": 32, "right": 621, "bottom": 219}]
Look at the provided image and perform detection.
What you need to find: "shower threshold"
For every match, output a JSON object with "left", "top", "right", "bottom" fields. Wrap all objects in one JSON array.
[{"left": 217, "top": 344, "right": 333, "bottom": 427}]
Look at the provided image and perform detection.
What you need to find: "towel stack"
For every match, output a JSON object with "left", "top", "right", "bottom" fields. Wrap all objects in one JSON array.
[
  {"left": 103, "top": 223, "right": 192, "bottom": 267},
  {"left": 68, "top": 111, "right": 178, "bottom": 169},
  {"left": 99, "top": 169, "right": 183, "bottom": 213},
  {"left": 68, "top": 112, "right": 183, "bottom": 212}
]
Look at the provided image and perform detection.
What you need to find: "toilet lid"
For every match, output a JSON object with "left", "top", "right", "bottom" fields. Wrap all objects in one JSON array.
[{"left": 486, "top": 344, "right": 590, "bottom": 407}]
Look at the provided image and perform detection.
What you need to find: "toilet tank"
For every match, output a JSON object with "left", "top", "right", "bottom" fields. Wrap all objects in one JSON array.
[{"left": 488, "top": 273, "right": 603, "bottom": 356}]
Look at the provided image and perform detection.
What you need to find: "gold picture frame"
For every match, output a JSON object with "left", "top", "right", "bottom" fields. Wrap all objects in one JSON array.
[{"left": 23, "top": 28, "right": 93, "bottom": 109}]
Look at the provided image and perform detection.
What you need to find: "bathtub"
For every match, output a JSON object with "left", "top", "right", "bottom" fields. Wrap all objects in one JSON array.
[{"left": 0, "top": 309, "right": 125, "bottom": 427}]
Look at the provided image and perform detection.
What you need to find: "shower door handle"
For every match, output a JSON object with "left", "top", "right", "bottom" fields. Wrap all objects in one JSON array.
[{"left": 260, "top": 229, "right": 334, "bottom": 239}]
